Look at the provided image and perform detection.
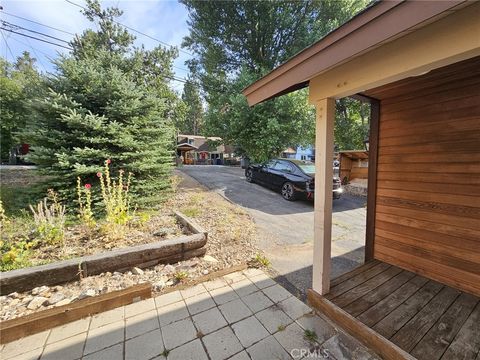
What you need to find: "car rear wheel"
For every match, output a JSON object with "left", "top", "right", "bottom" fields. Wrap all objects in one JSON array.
[
  {"left": 245, "top": 169, "right": 254, "bottom": 183},
  {"left": 281, "top": 182, "right": 297, "bottom": 201}
]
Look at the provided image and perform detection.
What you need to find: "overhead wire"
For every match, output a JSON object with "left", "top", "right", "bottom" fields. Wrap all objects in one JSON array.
[
  {"left": 1, "top": 20, "right": 71, "bottom": 44},
  {"left": 0, "top": 27, "right": 73, "bottom": 50},
  {"left": 64, "top": 0, "right": 194, "bottom": 57},
  {"left": 1, "top": 29, "right": 15, "bottom": 60}
]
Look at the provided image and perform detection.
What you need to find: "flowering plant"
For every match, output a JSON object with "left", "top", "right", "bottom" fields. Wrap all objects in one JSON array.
[
  {"left": 77, "top": 177, "right": 95, "bottom": 229},
  {"left": 97, "top": 159, "right": 133, "bottom": 226}
]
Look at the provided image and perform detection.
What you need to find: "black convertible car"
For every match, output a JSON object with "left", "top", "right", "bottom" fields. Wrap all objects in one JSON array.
[{"left": 245, "top": 159, "right": 342, "bottom": 201}]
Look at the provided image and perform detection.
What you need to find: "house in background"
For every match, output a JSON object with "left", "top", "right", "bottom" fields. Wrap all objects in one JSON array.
[
  {"left": 176, "top": 134, "right": 238, "bottom": 165},
  {"left": 295, "top": 145, "right": 315, "bottom": 161},
  {"left": 280, "top": 147, "right": 296, "bottom": 159},
  {"left": 243, "top": 1, "right": 480, "bottom": 359}
]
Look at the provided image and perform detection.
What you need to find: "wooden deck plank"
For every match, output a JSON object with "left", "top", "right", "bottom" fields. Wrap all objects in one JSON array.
[
  {"left": 440, "top": 301, "right": 480, "bottom": 360},
  {"left": 390, "top": 286, "right": 461, "bottom": 352},
  {"left": 411, "top": 292, "right": 478, "bottom": 360},
  {"left": 344, "top": 270, "right": 416, "bottom": 317},
  {"left": 372, "top": 280, "right": 443, "bottom": 338},
  {"left": 332, "top": 266, "right": 404, "bottom": 308},
  {"left": 357, "top": 275, "right": 429, "bottom": 327},
  {"left": 330, "top": 260, "right": 380, "bottom": 287},
  {"left": 325, "top": 262, "right": 391, "bottom": 300}
]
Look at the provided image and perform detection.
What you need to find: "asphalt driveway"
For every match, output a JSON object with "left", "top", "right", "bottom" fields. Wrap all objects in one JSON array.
[{"left": 179, "top": 165, "right": 366, "bottom": 298}]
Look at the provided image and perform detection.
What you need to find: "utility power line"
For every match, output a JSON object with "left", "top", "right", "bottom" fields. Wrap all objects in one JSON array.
[
  {"left": 0, "top": 27, "right": 73, "bottom": 50},
  {"left": 64, "top": 0, "right": 194, "bottom": 57},
  {"left": 1, "top": 20, "right": 71, "bottom": 44},
  {"left": 0, "top": 10, "right": 76, "bottom": 36},
  {"left": 1, "top": 30, "right": 16, "bottom": 60}
]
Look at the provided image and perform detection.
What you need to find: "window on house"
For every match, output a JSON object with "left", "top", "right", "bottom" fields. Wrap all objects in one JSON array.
[
  {"left": 188, "top": 139, "right": 194, "bottom": 145},
  {"left": 301, "top": 155, "right": 306, "bottom": 160}
]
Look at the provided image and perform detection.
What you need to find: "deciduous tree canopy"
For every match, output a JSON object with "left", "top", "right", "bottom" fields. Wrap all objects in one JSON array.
[{"left": 181, "top": 0, "right": 369, "bottom": 161}]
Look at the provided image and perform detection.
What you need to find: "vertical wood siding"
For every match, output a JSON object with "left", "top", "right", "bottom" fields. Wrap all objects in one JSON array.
[{"left": 368, "top": 57, "right": 480, "bottom": 296}]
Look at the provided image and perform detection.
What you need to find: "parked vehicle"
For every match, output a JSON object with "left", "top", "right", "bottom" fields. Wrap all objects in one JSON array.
[{"left": 245, "top": 159, "right": 342, "bottom": 201}]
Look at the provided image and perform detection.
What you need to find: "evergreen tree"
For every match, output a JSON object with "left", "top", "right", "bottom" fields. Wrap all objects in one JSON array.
[
  {"left": 180, "top": 78, "right": 203, "bottom": 135},
  {"left": 24, "top": 0, "right": 178, "bottom": 207}
]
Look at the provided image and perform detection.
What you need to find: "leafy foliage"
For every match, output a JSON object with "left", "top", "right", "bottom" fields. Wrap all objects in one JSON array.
[
  {"left": 181, "top": 0, "right": 369, "bottom": 160},
  {"left": 335, "top": 98, "right": 370, "bottom": 150},
  {"left": 23, "top": 0, "right": 180, "bottom": 207},
  {"left": 0, "top": 53, "right": 44, "bottom": 162}
]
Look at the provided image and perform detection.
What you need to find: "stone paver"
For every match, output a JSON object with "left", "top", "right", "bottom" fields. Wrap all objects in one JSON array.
[
  {"left": 154, "top": 290, "right": 182, "bottom": 308},
  {"left": 162, "top": 318, "right": 197, "bottom": 350},
  {"left": 125, "top": 298, "right": 156, "bottom": 318},
  {"left": 125, "top": 329, "right": 164, "bottom": 360},
  {"left": 246, "top": 335, "right": 291, "bottom": 360},
  {"left": 41, "top": 333, "right": 86, "bottom": 360},
  {"left": 278, "top": 295, "right": 312, "bottom": 320},
  {"left": 262, "top": 284, "right": 293, "bottom": 303},
  {"left": 255, "top": 306, "right": 293, "bottom": 334},
  {"left": 47, "top": 318, "right": 90, "bottom": 344},
  {"left": 89, "top": 307, "right": 124, "bottom": 329},
  {"left": 157, "top": 299, "right": 189, "bottom": 326},
  {"left": 241, "top": 291, "right": 274, "bottom": 313},
  {"left": 192, "top": 307, "right": 228, "bottom": 335},
  {"left": 126, "top": 309, "right": 159, "bottom": 339},
  {"left": 83, "top": 343, "right": 123, "bottom": 360},
  {"left": 274, "top": 322, "right": 311, "bottom": 354},
  {"left": 218, "top": 298, "right": 253, "bottom": 323},
  {"left": 202, "top": 326, "right": 243, "bottom": 360},
  {"left": 0, "top": 270, "right": 380, "bottom": 360},
  {"left": 184, "top": 291, "right": 216, "bottom": 315},
  {"left": 84, "top": 320, "right": 124, "bottom": 355},
  {"left": 167, "top": 339, "right": 208, "bottom": 360},
  {"left": 1, "top": 330, "right": 49, "bottom": 359},
  {"left": 210, "top": 285, "right": 239, "bottom": 305},
  {"left": 231, "top": 316, "right": 269, "bottom": 348}
]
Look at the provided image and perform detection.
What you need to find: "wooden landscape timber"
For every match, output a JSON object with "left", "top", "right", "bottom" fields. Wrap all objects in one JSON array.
[
  {"left": 0, "top": 211, "right": 208, "bottom": 295},
  {"left": 0, "top": 283, "right": 152, "bottom": 344}
]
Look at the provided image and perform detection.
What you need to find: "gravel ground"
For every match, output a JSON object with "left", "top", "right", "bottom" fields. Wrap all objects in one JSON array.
[{"left": 0, "top": 171, "right": 260, "bottom": 321}]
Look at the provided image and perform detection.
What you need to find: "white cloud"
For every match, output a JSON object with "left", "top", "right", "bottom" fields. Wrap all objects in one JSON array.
[{"left": 0, "top": 0, "right": 192, "bottom": 80}]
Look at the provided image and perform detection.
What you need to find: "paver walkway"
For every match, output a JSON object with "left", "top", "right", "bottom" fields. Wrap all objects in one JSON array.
[{"left": 0, "top": 269, "right": 379, "bottom": 360}]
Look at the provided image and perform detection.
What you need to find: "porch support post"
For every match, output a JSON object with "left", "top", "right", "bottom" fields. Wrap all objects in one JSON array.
[{"left": 312, "top": 98, "right": 335, "bottom": 295}]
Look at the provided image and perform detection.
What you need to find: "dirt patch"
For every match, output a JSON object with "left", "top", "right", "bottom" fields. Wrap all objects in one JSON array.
[{"left": 0, "top": 170, "right": 260, "bottom": 321}]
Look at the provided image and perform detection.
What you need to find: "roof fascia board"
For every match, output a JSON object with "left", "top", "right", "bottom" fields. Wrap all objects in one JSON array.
[{"left": 244, "top": 0, "right": 468, "bottom": 106}]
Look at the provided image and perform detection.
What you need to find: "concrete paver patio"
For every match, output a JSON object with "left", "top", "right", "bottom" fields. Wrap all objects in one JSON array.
[{"left": 0, "top": 269, "right": 379, "bottom": 360}]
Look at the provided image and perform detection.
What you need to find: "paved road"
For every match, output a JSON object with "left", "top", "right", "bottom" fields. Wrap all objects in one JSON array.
[{"left": 180, "top": 165, "right": 366, "bottom": 297}]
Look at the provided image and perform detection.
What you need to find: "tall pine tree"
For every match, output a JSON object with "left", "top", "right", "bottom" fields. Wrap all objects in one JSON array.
[
  {"left": 25, "top": 0, "right": 178, "bottom": 207},
  {"left": 180, "top": 78, "right": 203, "bottom": 135}
]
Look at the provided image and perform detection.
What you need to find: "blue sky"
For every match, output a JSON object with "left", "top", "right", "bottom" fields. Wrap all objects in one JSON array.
[{"left": 0, "top": 0, "right": 192, "bottom": 93}]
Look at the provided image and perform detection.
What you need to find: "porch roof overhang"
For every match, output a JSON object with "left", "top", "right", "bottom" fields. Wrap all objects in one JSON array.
[{"left": 242, "top": 0, "right": 480, "bottom": 106}]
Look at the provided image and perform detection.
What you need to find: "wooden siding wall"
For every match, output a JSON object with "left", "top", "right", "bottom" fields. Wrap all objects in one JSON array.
[{"left": 369, "top": 57, "right": 480, "bottom": 296}]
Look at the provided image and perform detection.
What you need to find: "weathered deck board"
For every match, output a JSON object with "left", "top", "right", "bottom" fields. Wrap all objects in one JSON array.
[
  {"left": 390, "top": 286, "right": 460, "bottom": 352},
  {"left": 411, "top": 293, "right": 479, "bottom": 360},
  {"left": 344, "top": 270, "right": 416, "bottom": 317},
  {"left": 441, "top": 301, "right": 480, "bottom": 360},
  {"left": 330, "top": 260, "right": 380, "bottom": 287},
  {"left": 325, "top": 262, "right": 391, "bottom": 300},
  {"left": 357, "top": 275, "right": 429, "bottom": 327},
  {"left": 321, "top": 261, "right": 480, "bottom": 360},
  {"left": 331, "top": 266, "right": 403, "bottom": 308}
]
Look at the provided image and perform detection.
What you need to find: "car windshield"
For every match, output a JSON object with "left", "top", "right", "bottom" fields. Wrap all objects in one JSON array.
[{"left": 295, "top": 162, "right": 315, "bottom": 174}]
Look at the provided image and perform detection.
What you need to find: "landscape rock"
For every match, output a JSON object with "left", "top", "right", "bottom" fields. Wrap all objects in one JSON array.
[
  {"left": 48, "top": 293, "right": 66, "bottom": 305},
  {"left": 153, "top": 280, "right": 166, "bottom": 292},
  {"left": 31, "top": 286, "right": 49, "bottom": 296},
  {"left": 78, "top": 289, "right": 96, "bottom": 300},
  {"left": 203, "top": 255, "right": 219, "bottom": 263},
  {"left": 164, "top": 264, "right": 176, "bottom": 273},
  {"left": 8, "top": 292, "right": 19, "bottom": 299},
  {"left": 55, "top": 298, "right": 72, "bottom": 307},
  {"left": 132, "top": 267, "right": 144, "bottom": 275},
  {"left": 27, "top": 296, "right": 48, "bottom": 310}
]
